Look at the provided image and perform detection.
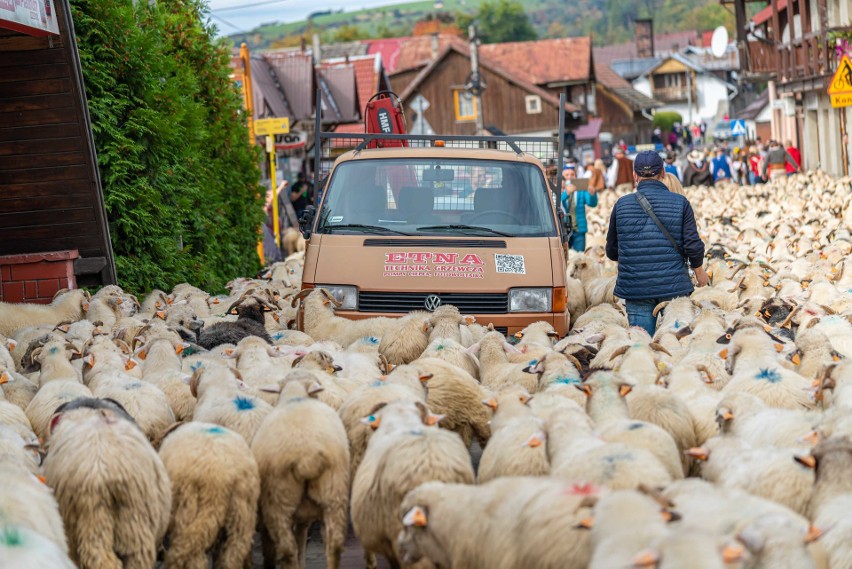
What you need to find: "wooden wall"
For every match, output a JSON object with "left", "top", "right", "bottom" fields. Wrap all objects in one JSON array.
[
  {"left": 402, "top": 51, "right": 563, "bottom": 136},
  {"left": 0, "top": 0, "right": 116, "bottom": 287}
]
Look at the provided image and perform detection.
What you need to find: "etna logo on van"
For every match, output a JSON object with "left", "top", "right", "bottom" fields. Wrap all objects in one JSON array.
[
  {"left": 376, "top": 108, "right": 393, "bottom": 134},
  {"left": 383, "top": 252, "right": 485, "bottom": 279}
]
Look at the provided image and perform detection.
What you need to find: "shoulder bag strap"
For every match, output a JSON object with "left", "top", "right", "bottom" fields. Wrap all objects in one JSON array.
[{"left": 635, "top": 193, "right": 689, "bottom": 264}]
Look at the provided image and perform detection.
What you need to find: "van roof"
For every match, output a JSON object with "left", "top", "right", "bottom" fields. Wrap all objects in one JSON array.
[{"left": 333, "top": 146, "right": 547, "bottom": 167}]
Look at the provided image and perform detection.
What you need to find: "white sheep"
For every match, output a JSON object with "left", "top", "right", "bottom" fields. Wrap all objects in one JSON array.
[
  {"left": 252, "top": 375, "right": 350, "bottom": 569},
  {"left": 469, "top": 331, "right": 536, "bottom": 393},
  {"left": 477, "top": 387, "right": 548, "bottom": 483},
  {"left": 0, "top": 461, "right": 68, "bottom": 555},
  {"left": 0, "top": 289, "right": 90, "bottom": 338},
  {"left": 298, "top": 289, "right": 397, "bottom": 347},
  {"left": 190, "top": 363, "right": 273, "bottom": 444},
  {"left": 0, "top": 526, "right": 75, "bottom": 568},
  {"left": 398, "top": 477, "right": 596, "bottom": 569},
  {"left": 158, "top": 421, "right": 260, "bottom": 569},
  {"left": 419, "top": 337, "right": 479, "bottom": 379},
  {"left": 44, "top": 398, "right": 171, "bottom": 569},
  {"left": 351, "top": 399, "right": 474, "bottom": 568}
]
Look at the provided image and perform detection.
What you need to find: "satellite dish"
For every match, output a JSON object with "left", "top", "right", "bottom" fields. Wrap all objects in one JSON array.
[{"left": 711, "top": 26, "right": 729, "bottom": 59}]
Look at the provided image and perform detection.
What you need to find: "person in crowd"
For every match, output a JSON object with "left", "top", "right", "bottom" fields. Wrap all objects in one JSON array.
[
  {"left": 731, "top": 148, "right": 744, "bottom": 185},
  {"left": 664, "top": 152, "right": 682, "bottom": 181},
  {"left": 662, "top": 172, "right": 686, "bottom": 196},
  {"left": 285, "top": 172, "right": 313, "bottom": 222},
  {"left": 761, "top": 140, "right": 799, "bottom": 181},
  {"left": 683, "top": 149, "right": 713, "bottom": 187},
  {"left": 747, "top": 145, "right": 763, "bottom": 185},
  {"left": 652, "top": 128, "right": 663, "bottom": 145},
  {"left": 606, "top": 147, "right": 635, "bottom": 191},
  {"left": 710, "top": 147, "right": 733, "bottom": 184},
  {"left": 605, "top": 151, "right": 707, "bottom": 336},
  {"left": 785, "top": 140, "right": 801, "bottom": 175},
  {"left": 562, "top": 164, "right": 599, "bottom": 253},
  {"left": 590, "top": 158, "right": 607, "bottom": 192},
  {"left": 667, "top": 130, "right": 679, "bottom": 151}
]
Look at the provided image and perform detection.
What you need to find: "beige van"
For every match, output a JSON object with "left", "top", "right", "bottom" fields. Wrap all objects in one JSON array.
[{"left": 300, "top": 145, "right": 571, "bottom": 336}]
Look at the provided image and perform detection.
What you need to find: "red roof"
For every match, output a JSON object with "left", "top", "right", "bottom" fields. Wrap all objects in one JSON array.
[
  {"left": 479, "top": 37, "right": 592, "bottom": 85},
  {"left": 365, "top": 37, "right": 410, "bottom": 74},
  {"left": 352, "top": 57, "right": 380, "bottom": 114},
  {"left": 753, "top": 0, "right": 786, "bottom": 26},
  {"left": 574, "top": 117, "right": 602, "bottom": 140},
  {"left": 594, "top": 31, "right": 700, "bottom": 65},
  {"left": 366, "top": 35, "right": 465, "bottom": 74}
]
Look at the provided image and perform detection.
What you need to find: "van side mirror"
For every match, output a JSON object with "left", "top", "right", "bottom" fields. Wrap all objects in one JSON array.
[{"left": 299, "top": 206, "right": 316, "bottom": 240}]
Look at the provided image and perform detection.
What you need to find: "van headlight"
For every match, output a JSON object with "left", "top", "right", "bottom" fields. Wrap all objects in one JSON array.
[
  {"left": 315, "top": 285, "right": 358, "bottom": 310},
  {"left": 509, "top": 288, "right": 552, "bottom": 313}
]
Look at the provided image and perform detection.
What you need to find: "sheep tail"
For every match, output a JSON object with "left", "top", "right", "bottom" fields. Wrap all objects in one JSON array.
[
  {"left": 215, "top": 491, "right": 258, "bottom": 569},
  {"left": 163, "top": 488, "right": 220, "bottom": 569},
  {"left": 69, "top": 502, "right": 122, "bottom": 569}
]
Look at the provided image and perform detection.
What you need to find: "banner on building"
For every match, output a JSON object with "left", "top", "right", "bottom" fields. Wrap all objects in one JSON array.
[
  {"left": 828, "top": 55, "right": 852, "bottom": 108},
  {"left": 0, "top": 0, "right": 59, "bottom": 36}
]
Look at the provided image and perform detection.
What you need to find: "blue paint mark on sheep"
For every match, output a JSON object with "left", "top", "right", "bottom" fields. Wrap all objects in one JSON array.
[
  {"left": 127, "top": 382, "right": 143, "bottom": 390},
  {"left": 233, "top": 396, "right": 255, "bottom": 411},
  {"left": 435, "top": 344, "right": 445, "bottom": 351},
  {"left": 49, "top": 346, "right": 59, "bottom": 355},
  {"left": 674, "top": 321, "right": 681, "bottom": 329},
  {"left": 553, "top": 377, "right": 580, "bottom": 385},
  {"left": 755, "top": 368, "right": 782, "bottom": 383},
  {"left": 628, "top": 422, "right": 644, "bottom": 430},
  {"left": 206, "top": 426, "right": 226, "bottom": 435},
  {"left": 362, "top": 336, "right": 380, "bottom": 344},
  {"left": 272, "top": 332, "right": 286, "bottom": 340},
  {"left": 190, "top": 362, "right": 203, "bottom": 372},
  {"left": 1, "top": 527, "right": 22, "bottom": 547}
]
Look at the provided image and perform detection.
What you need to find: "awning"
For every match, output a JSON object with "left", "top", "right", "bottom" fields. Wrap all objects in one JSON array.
[
  {"left": 573, "top": 118, "right": 603, "bottom": 141},
  {"left": 0, "top": 0, "right": 60, "bottom": 35}
]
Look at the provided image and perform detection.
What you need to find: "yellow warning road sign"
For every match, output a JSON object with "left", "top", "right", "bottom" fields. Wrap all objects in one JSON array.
[
  {"left": 254, "top": 117, "right": 290, "bottom": 136},
  {"left": 828, "top": 55, "right": 852, "bottom": 108}
]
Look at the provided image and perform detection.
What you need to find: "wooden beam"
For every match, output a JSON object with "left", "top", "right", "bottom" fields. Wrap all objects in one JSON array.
[{"left": 73, "top": 256, "right": 107, "bottom": 275}]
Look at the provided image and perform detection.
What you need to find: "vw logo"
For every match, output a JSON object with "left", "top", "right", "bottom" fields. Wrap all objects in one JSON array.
[{"left": 424, "top": 294, "right": 442, "bottom": 312}]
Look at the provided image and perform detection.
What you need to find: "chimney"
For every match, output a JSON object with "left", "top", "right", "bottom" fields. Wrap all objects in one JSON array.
[
  {"left": 312, "top": 33, "right": 321, "bottom": 65},
  {"left": 634, "top": 18, "right": 654, "bottom": 58},
  {"left": 431, "top": 33, "right": 440, "bottom": 60}
]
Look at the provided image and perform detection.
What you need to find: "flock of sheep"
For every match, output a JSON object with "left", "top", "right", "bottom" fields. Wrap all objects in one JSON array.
[{"left": 0, "top": 171, "right": 851, "bottom": 569}]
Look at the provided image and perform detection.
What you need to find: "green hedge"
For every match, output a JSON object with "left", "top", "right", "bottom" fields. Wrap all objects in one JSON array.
[
  {"left": 653, "top": 111, "right": 684, "bottom": 134},
  {"left": 71, "top": 0, "right": 264, "bottom": 294}
]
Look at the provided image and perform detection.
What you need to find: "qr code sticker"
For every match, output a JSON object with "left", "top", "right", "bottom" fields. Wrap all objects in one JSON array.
[{"left": 495, "top": 254, "right": 526, "bottom": 274}]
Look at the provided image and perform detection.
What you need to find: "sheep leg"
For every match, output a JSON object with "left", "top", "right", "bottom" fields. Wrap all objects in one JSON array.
[
  {"left": 215, "top": 498, "right": 257, "bottom": 569},
  {"left": 309, "top": 471, "right": 349, "bottom": 569},
  {"left": 260, "top": 524, "right": 276, "bottom": 569},
  {"left": 163, "top": 490, "right": 219, "bottom": 569},
  {"left": 296, "top": 522, "right": 310, "bottom": 569},
  {"left": 364, "top": 551, "right": 379, "bottom": 569},
  {"left": 67, "top": 503, "right": 122, "bottom": 569},
  {"left": 261, "top": 491, "right": 300, "bottom": 569}
]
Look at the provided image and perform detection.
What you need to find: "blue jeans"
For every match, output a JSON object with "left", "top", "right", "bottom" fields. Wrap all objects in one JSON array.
[
  {"left": 569, "top": 231, "right": 586, "bottom": 252},
  {"left": 625, "top": 297, "right": 671, "bottom": 337}
]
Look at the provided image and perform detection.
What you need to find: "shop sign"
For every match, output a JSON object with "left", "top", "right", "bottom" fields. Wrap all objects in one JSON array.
[
  {"left": 0, "top": 0, "right": 59, "bottom": 36},
  {"left": 274, "top": 130, "right": 307, "bottom": 151}
]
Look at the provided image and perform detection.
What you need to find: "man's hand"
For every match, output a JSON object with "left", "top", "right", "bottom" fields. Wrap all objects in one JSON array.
[{"left": 693, "top": 266, "right": 709, "bottom": 287}]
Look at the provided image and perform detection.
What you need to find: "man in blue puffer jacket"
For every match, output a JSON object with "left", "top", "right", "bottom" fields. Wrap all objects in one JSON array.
[{"left": 605, "top": 151, "right": 708, "bottom": 336}]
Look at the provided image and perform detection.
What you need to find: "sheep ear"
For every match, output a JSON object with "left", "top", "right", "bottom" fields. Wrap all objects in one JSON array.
[
  {"left": 259, "top": 384, "right": 282, "bottom": 394},
  {"left": 402, "top": 505, "right": 428, "bottom": 527},
  {"left": 414, "top": 401, "right": 430, "bottom": 423},
  {"left": 466, "top": 342, "right": 482, "bottom": 356},
  {"left": 463, "top": 315, "right": 476, "bottom": 325},
  {"left": 805, "top": 525, "right": 823, "bottom": 544},
  {"left": 367, "top": 402, "right": 388, "bottom": 416},
  {"left": 618, "top": 383, "right": 633, "bottom": 397},
  {"left": 291, "top": 355, "right": 305, "bottom": 368},
  {"left": 5, "top": 338, "right": 16, "bottom": 351},
  {"left": 674, "top": 326, "right": 692, "bottom": 340},
  {"left": 794, "top": 454, "right": 816, "bottom": 469},
  {"left": 631, "top": 548, "right": 659, "bottom": 567},
  {"left": 584, "top": 333, "right": 605, "bottom": 344},
  {"left": 574, "top": 383, "right": 592, "bottom": 397},
  {"left": 424, "top": 412, "right": 445, "bottom": 426},
  {"left": 502, "top": 342, "right": 522, "bottom": 354},
  {"left": 48, "top": 411, "right": 64, "bottom": 437},
  {"left": 721, "top": 543, "right": 745, "bottom": 564}
]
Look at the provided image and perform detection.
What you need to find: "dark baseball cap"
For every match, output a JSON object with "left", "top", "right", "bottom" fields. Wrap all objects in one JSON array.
[{"left": 633, "top": 150, "right": 664, "bottom": 177}]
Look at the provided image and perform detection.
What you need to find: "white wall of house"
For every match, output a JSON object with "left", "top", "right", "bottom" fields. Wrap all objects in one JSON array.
[
  {"left": 800, "top": 90, "right": 851, "bottom": 176},
  {"left": 633, "top": 73, "right": 731, "bottom": 125}
]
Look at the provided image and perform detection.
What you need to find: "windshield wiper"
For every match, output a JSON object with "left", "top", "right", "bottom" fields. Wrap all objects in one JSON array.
[
  {"left": 416, "top": 224, "right": 515, "bottom": 237},
  {"left": 324, "top": 223, "right": 412, "bottom": 236}
]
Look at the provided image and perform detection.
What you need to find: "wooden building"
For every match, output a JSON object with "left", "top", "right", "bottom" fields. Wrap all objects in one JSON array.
[
  {"left": 729, "top": 0, "right": 852, "bottom": 175},
  {"left": 0, "top": 0, "right": 115, "bottom": 302},
  {"left": 397, "top": 42, "right": 581, "bottom": 136}
]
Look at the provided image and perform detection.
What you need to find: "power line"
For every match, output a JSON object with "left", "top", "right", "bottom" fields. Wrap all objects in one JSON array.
[
  {"left": 212, "top": 0, "right": 292, "bottom": 12},
  {"left": 209, "top": 12, "right": 244, "bottom": 31}
]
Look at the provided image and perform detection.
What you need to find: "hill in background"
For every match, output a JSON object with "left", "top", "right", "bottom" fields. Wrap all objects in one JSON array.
[{"left": 227, "top": 0, "right": 733, "bottom": 50}]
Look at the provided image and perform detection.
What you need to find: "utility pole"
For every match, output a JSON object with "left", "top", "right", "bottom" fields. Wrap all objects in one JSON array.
[{"left": 468, "top": 24, "right": 485, "bottom": 135}]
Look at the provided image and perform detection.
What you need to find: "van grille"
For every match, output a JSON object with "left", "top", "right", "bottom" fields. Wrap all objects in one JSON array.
[{"left": 358, "top": 292, "right": 508, "bottom": 314}]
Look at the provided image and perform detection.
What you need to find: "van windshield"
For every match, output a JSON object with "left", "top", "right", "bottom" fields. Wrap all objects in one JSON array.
[{"left": 316, "top": 158, "right": 557, "bottom": 237}]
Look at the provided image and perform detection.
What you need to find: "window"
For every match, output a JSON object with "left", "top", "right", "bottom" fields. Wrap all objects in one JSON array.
[
  {"left": 318, "top": 158, "right": 556, "bottom": 237},
  {"left": 525, "top": 95, "right": 542, "bottom": 114},
  {"left": 453, "top": 89, "right": 477, "bottom": 122}
]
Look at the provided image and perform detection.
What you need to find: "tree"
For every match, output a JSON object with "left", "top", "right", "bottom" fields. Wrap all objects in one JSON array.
[
  {"left": 71, "top": 0, "right": 265, "bottom": 293},
  {"left": 457, "top": 0, "right": 537, "bottom": 44}
]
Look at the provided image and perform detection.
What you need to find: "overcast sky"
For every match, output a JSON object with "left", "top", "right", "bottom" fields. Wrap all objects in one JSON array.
[{"left": 206, "top": 0, "right": 413, "bottom": 35}]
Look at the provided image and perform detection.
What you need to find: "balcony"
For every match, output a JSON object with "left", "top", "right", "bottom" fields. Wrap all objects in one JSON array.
[
  {"left": 741, "top": 41, "right": 776, "bottom": 78},
  {"left": 652, "top": 86, "right": 690, "bottom": 103}
]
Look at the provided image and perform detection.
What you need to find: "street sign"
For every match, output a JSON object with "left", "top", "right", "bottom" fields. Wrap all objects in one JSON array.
[
  {"left": 828, "top": 55, "right": 852, "bottom": 108},
  {"left": 731, "top": 119, "right": 747, "bottom": 136},
  {"left": 254, "top": 117, "right": 290, "bottom": 136}
]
